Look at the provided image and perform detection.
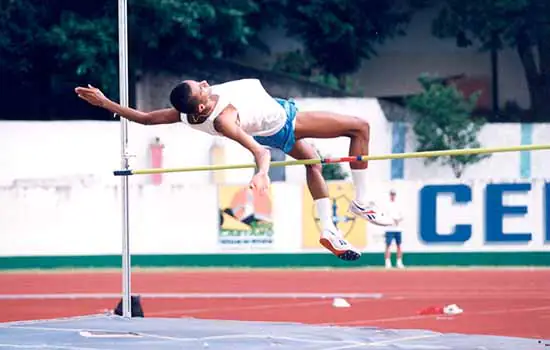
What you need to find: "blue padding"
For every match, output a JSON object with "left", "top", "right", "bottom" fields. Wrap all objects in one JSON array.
[{"left": 113, "top": 170, "right": 132, "bottom": 176}]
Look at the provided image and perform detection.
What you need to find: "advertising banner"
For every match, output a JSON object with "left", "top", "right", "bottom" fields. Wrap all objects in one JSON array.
[
  {"left": 218, "top": 185, "right": 275, "bottom": 250},
  {"left": 302, "top": 181, "right": 367, "bottom": 250}
]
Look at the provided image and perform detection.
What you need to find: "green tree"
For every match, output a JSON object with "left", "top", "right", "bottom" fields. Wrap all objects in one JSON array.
[
  {"left": 0, "top": 0, "right": 267, "bottom": 120},
  {"left": 407, "top": 75, "right": 489, "bottom": 178},
  {"left": 281, "top": 0, "right": 420, "bottom": 89},
  {"left": 312, "top": 146, "right": 349, "bottom": 180},
  {"left": 128, "top": 0, "right": 267, "bottom": 72},
  {"left": 0, "top": 0, "right": 118, "bottom": 119},
  {"left": 432, "top": 0, "right": 550, "bottom": 121},
  {"left": 270, "top": 49, "right": 347, "bottom": 91},
  {"left": 44, "top": 8, "right": 119, "bottom": 97},
  {"left": 322, "top": 161, "right": 349, "bottom": 181}
]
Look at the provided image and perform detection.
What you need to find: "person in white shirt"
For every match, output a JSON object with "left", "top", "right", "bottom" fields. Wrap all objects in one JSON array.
[
  {"left": 75, "top": 78, "right": 394, "bottom": 262},
  {"left": 384, "top": 189, "right": 405, "bottom": 268}
]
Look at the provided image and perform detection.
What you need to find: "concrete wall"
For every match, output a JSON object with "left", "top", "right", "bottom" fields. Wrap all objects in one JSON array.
[
  {"left": 237, "top": 6, "right": 529, "bottom": 108},
  {"left": 0, "top": 99, "right": 547, "bottom": 189}
]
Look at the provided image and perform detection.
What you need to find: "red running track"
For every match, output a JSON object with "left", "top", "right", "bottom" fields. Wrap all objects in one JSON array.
[{"left": 0, "top": 269, "right": 548, "bottom": 339}]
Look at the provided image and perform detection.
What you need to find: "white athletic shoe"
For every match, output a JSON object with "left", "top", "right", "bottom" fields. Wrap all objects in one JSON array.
[
  {"left": 397, "top": 260, "right": 405, "bottom": 269},
  {"left": 348, "top": 200, "right": 393, "bottom": 226},
  {"left": 385, "top": 259, "right": 392, "bottom": 269},
  {"left": 319, "top": 229, "right": 361, "bottom": 261}
]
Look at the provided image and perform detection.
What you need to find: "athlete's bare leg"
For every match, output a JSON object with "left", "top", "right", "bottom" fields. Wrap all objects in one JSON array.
[
  {"left": 287, "top": 139, "right": 361, "bottom": 261},
  {"left": 294, "top": 111, "right": 393, "bottom": 226},
  {"left": 287, "top": 140, "right": 328, "bottom": 200},
  {"left": 294, "top": 111, "right": 370, "bottom": 170}
]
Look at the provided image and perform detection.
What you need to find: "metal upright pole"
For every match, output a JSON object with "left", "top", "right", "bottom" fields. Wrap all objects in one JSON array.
[{"left": 118, "top": 0, "right": 132, "bottom": 318}]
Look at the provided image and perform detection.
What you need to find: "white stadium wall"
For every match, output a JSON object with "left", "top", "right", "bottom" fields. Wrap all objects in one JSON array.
[{"left": 0, "top": 98, "right": 548, "bottom": 268}]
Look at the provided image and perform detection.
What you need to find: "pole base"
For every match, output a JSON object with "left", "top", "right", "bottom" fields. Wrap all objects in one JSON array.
[{"left": 113, "top": 295, "right": 144, "bottom": 317}]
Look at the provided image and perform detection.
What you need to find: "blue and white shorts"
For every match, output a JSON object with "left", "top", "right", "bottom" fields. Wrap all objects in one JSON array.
[{"left": 253, "top": 98, "right": 297, "bottom": 154}]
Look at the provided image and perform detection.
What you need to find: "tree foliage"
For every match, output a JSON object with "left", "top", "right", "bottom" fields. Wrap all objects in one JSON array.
[
  {"left": 406, "top": 75, "right": 489, "bottom": 178},
  {"left": 129, "top": 0, "right": 266, "bottom": 71},
  {"left": 0, "top": 0, "right": 267, "bottom": 120},
  {"left": 281, "top": 0, "right": 418, "bottom": 88},
  {"left": 432, "top": 0, "right": 550, "bottom": 121},
  {"left": 0, "top": 0, "right": 117, "bottom": 119},
  {"left": 0, "top": 0, "right": 431, "bottom": 119}
]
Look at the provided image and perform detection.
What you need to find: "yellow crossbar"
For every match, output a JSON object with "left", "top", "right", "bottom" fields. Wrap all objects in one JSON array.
[{"left": 113, "top": 144, "right": 550, "bottom": 176}]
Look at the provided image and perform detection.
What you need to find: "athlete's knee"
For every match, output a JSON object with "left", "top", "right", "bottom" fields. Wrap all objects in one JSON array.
[
  {"left": 357, "top": 118, "right": 370, "bottom": 137},
  {"left": 349, "top": 117, "right": 370, "bottom": 138}
]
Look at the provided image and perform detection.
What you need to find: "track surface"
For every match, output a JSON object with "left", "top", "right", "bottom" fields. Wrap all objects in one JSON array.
[{"left": 1, "top": 269, "right": 548, "bottom": 340}]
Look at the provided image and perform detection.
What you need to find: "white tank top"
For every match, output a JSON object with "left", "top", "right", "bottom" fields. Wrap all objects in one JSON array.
[{"left": 179, "top": 79, "right": 287, "bottom": 137}]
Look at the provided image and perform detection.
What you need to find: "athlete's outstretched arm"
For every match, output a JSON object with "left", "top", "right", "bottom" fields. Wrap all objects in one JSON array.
[
  {"left": 214, "top": 105, "right": 271, "bottom": 192},
  {"left": 74, "top": 84, "right": 180, "bottom": 125}
]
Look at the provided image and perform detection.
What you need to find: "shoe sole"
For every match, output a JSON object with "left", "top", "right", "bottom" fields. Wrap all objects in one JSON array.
[{"left": 319, "top": 238, "right": 361, "bottom": 261}]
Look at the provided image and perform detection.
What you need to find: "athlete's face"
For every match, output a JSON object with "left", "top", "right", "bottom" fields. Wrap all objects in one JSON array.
[{"left": 185, "top": 80, "right": 211, "bottom": 114}]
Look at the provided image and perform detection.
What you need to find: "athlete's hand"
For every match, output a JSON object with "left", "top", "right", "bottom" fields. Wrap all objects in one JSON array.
[
  {"left": 249, "top": 172, "right": 270, "bottom": 194},
  {"left": 74, "top": 84, "right": 108, "bottom": 107}
]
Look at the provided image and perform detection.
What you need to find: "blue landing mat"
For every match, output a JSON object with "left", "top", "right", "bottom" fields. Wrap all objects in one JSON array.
[{"left": 0, "top": 314, "right": 547, "bottom": 349}]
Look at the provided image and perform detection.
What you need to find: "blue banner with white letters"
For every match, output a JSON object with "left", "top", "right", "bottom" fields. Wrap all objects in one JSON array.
[{"left": 417, "top": 182, "right": 548, "bottom": 247}]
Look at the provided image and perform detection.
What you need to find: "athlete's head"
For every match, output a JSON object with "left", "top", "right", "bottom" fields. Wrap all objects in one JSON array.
[{"left": 169, "top": 80, "right": 211, "bottom": 115}]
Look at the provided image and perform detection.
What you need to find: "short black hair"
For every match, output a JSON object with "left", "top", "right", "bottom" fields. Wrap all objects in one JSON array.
[{"left": 169, "top": 82, "right": 197, "bottom": 114}]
